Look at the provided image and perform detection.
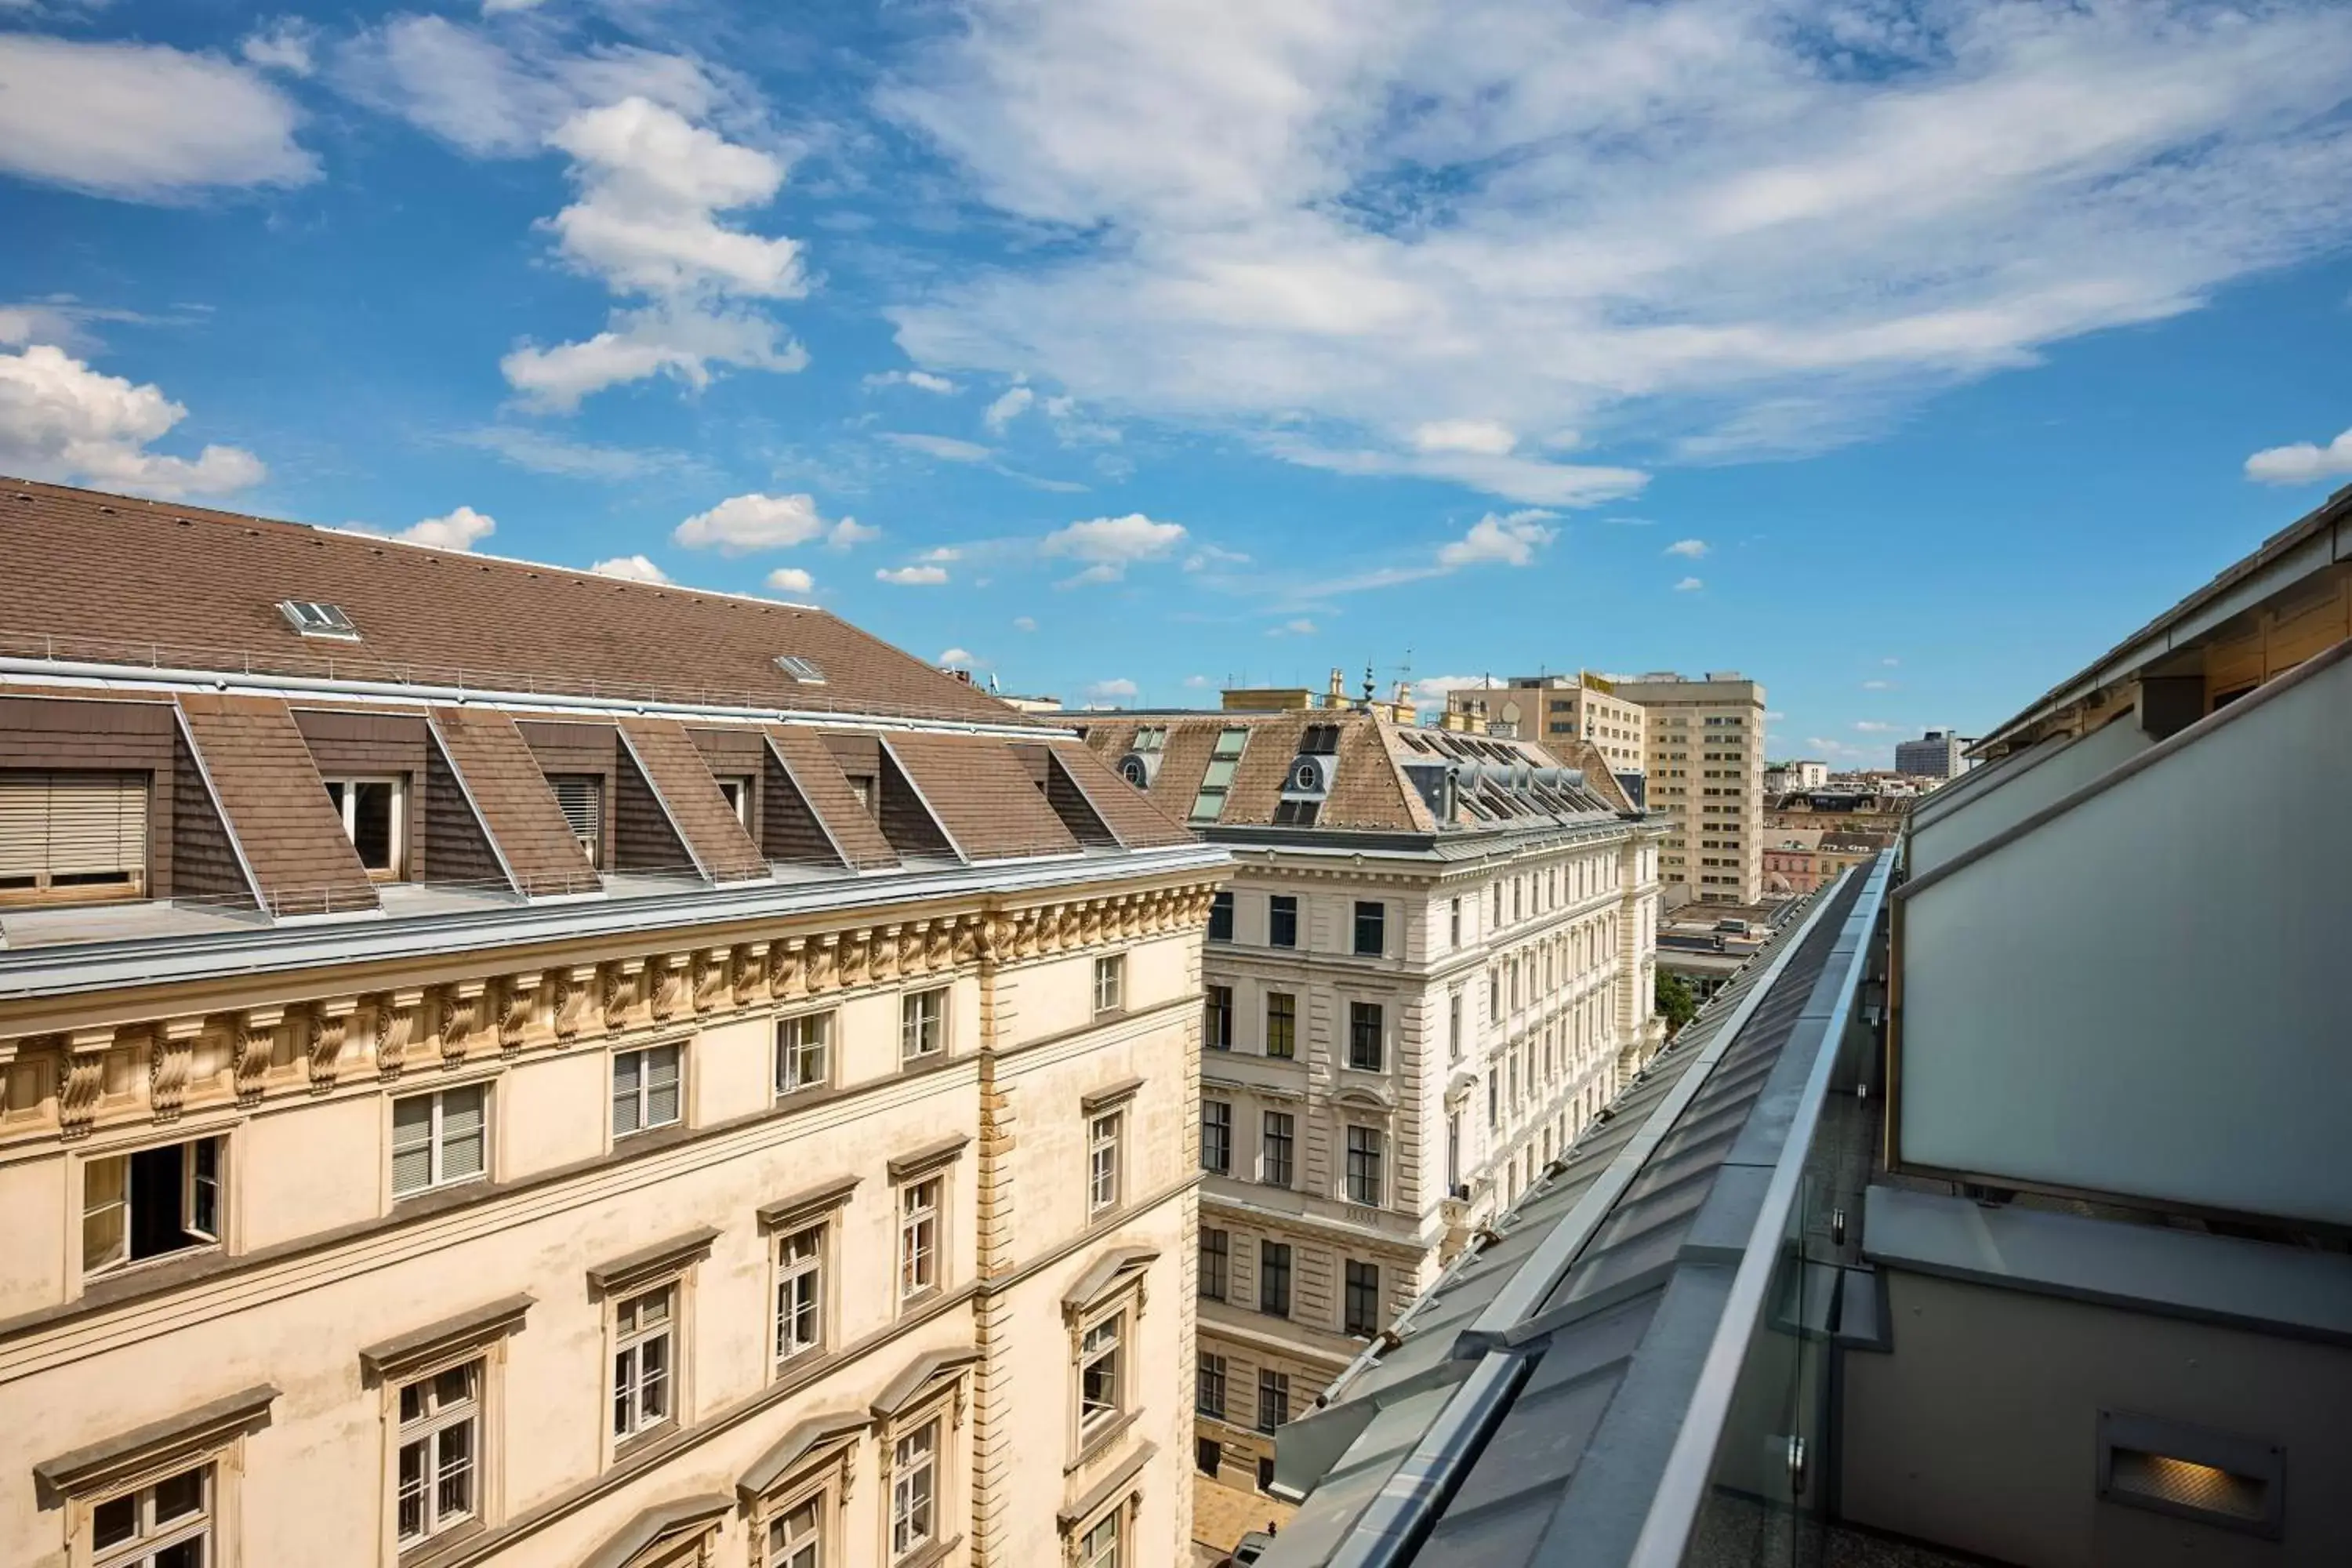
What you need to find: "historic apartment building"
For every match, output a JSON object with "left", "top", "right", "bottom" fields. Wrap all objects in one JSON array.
[
  {"left": 1439, "top": 675, "right": 1647, "bottom": 783},
  {"left": 1080, "top": 708, "right": 1664, "bottom": 1504},
  {"left": 1611, "top": 670, "right": 1767, "bottom": 906},
  {"left": 0, "top": 479, "right": 1225, "bottom": 1568}
]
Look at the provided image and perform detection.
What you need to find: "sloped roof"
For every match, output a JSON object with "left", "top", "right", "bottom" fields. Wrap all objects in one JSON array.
[{"left": 0, "top": 477, "right": 1029, "bottom": 727}]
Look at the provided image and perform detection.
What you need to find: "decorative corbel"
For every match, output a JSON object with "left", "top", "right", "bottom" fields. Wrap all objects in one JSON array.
[
  {"left": 498, "top": 974, "right": 539, "bottom": 1058},
  {"left": 734, "top": 942, "right": 769, "bottom": 1007},
  {"left": 603, "top": 957, "right": 645, "bottom": 1032},
  {"left": 839, "top": 929, "right": 871, "bottom": 990},
  {"left": 59, "top": 1028, "right": 111, "bottom": 1140},
  {"left": 234, "top": 1007, "right": 285, "bottom": 1106},
  {"left": 926, "top": 919, "right": 954, "bottom": 971},
  {"left": 557, "top": 965, "right": 598, "bottom": 1039},
  {"left": 807, "top": 934, "right": 837, "bottom": 996},
  {"left": 376, "top": 989, "right": 426, "bottom": 1080},
  {"left": 693, "top": 949, "right": 731, "bottom": 1013},
  {"left": 651, "top": 953, "right": 689, "bottom": 1022},
  {"left": 442, "top": 980, "right": 488, "bottom": 1066},
  {"left": 151, "top": 1018, "right": 201, "bottom": 1121},
  {"left": 776, "top": 937, "right": 810, "bottom": 1000},
  {"left": 871, "top": 924, "right": 902, "bottom": 985},
  {"left": 309, "top": 996, "right": 361, "bottom": 1092}
]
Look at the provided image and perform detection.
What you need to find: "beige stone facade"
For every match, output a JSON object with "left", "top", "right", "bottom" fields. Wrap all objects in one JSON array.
[{"left": 1612, "top": 672, "right": 1767, "bottom": 906}]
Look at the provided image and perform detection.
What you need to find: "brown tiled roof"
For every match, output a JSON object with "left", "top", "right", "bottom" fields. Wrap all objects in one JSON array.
[
  {"left": 1038, "top": 741, "right": 1196, "bottom": 848},
  {"left": 0, "top": 477, "right": 1035, "bottom": 727},
  {"left": 426, "top": 706, "right": 599, "bottom": 896},
  {"left": 618, "top": 717, "right": 768, "bottom": 882},
  {"left": 880, "top": 732, "right": 1082, "bottom": 862},
  {"left": 176, "top": 695, "right": 379, "bottom": 915},
  {"left": 760, "top": 726, "right": 899, "bottom": 870}
]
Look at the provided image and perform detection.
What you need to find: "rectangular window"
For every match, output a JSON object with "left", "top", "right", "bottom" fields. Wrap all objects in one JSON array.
[
  {"left": 393, "top": 1084, "right": 487, "bottom": 1198},
  {"left": 1346, "top": 1001, "right": 1385, "bottom": 1073},
  {"left": 1256, "top": 1369, "right": 1290, "bottom": 1432},
  {"left": 1264, "top": 992, "right": 1295, "bottom": 1059},
  {"left": 1449, "top": 897, "right": 1461, "bottom": 946},
  {"left": 1258, "top": 1240, "right": 1291, "bottom": 1316},
  {"left": 768, "top": 1494, "right": 822, "bottom": 1568},
  {"left": 1345, "top": 1261, "right": 1381, "bottom": 1338},
  {"left": 1201, "top": 1100, "right": 1232, "bottom": 1174},
  {"left": 1199, "top": 1227, "right": 1229, "bottom": 1301},
  {"left": 1267, "top": 895, "right": 1298, "bottom": 949},
  {"left": 775, "top": 1011, "right": 831, "bottom": 1097},
  {"left": 717, "top": 776, "right": 752, "bottom": 826},
  {"left": 900, "top": 987, "right": 946, "bottom": 1061},
  {"left": 0, "top": 770, "right": 148, "bottom": 904},
  {"left": 1088, "top": 1111, "right": 1122, "bottom": 1215},
  {"left": 898, "top": 1177, "right": 941, "bottom": 1298},
  {"left": 1080, "top": 1511, "right": 1121, "bottom": 1568},
  {"left": 1077, "top": 1312, "right": 1123, "bottom": 1441},
  {"left": 1190, "top": 728, "right": 1250, "bottom": 822},
  {"left": 611, "top": 1285, "right": 675, "bottom": 1442},
  {"left": 1207, "top": 890, "right": 1234, "bottom": 942},
  {"left": 1260, "top": 1111, "right": 1294, "bottom": 1188},
  {"left": 90, "top": 1462, "right": 212, "bottom": 1568},
  {"left": 775, "top": 1225, "right": 824, "bottom": 1364},
  {"left": 612, "top": 1043, "right": 682, "bottom": 1139},
  {"left": 890, "top": 1421, "right": 937, "bottom": 1562},
  {"left": 1196, "top": 1438, "right": 1222, "bottom": 1478},
  {"left": 549, "top": 774, "right": 603, "bottom": 867},
  {"left": 322, "top": 777, "right": 405, "bottom": 877},
  {"left": 1204, "top": 985, "right": 1233, "bottom": 1051},
  {"left": 1345, "top": 1127, "right": 1385, "bottom": 1207},
  {"left": 1352, "top": 901, "right": 1385, "bottom": 957},
  {"left": 81, "top": 1134, "right": 223, "bottom": 1276},
  {"left": 1091, "top": 955, "right": 1124, "bottom": 1015},
  {"left": 1486, "top": 1070, "right": 1498, "bottom": 1131},
  {"left": 1196, "top": 1352, "right": 1228, "bottom": 1418},
  {"left": 1448, "top": 990, "right": 1463, "bottom": 1063},
  {"left": 396, "top": 1360, "right": 481, "bottom": 1548}
]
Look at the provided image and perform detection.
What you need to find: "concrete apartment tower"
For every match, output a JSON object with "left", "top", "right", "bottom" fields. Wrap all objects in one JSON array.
[
  {"left": 1083, "top": 704, "right": 1664, "bottom": 1511},
  {"left": 0, "top": 480, "right": 1225, "bottom": 1568},
  {"left": 1893, "top": 728, "right": 1968, "bottom": 779},
  {"left": 1610, "top": 671, "right": 1767, "bottom": 906}
]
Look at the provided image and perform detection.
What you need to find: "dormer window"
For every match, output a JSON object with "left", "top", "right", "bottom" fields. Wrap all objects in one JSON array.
[
  {"left": 774, "top": 655, "right": 828, "bottom": 684},
  {"left": 1131, "top": 727, "right": 1167, "bottom": 753},
  {"left": 278, "top": 600, "right": 359, "bottom": 641}
]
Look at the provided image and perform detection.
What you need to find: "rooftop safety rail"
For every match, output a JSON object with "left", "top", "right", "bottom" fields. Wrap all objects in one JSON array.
[{"left": 0, "top": 629, "right": 1044, "bottom": 727}]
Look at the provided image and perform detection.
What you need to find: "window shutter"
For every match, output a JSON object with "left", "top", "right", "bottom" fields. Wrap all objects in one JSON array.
[
  {"left": 0, "top": 772, "right": 147, "bottom": 882},
  {"left": 550, "top": 776, "right": 601, "bottom": 864}
]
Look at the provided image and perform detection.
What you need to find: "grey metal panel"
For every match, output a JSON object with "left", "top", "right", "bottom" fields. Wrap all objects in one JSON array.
[
  {"left": 1907, "top": 715, "right": 2150, "bottom": 877},
  {"left": 1899, "top": 644, "right": 2352, "bottom": 1223}
]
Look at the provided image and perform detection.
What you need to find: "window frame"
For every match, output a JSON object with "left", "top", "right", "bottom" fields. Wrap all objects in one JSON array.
[
  {"left": 394, "top": 1357, "right": 485, "bottom": 1552},
  {"left": 887, "top": 1416, "right": 941, "bottom": 1564},
  {"left": 1198, "top": 1227, "right": 1229, "bottom": 1301},
  {"left": 773, "top": 1221, "right": 829, "bottom": 1368},
  {"left": 1344, "top": 1259, "right": 1381, "bottom": 1338},
  {"left": 610, "top": 1040, "right": 684, "bottom": 1142},
  {"left": 1087, "top": 1109, "right": 1123, "bottom": 1217},
  {"left": 1255, "top": 1368, "right": 1290, "bottom": 1433},
  {"left": 391, "top": 1083, "right": 489, "bottom": 1201},
  {"left": 1075, "top": 1305, "right": 1127, "bottom": 1450},
  {"left": 1091, "top": 954, "right": 1125, "bottom": 1017},
  {"left": 1266, "top": 894, "right": 1298, "bottom": 949},
  {"left": 609, "top": 1280, "right": 680, "bottom": 1450},
  {"left": 900, "top": 986, "right": 948, "bottom": 1062},
  {"left": 1196, "top": 1352, "right": 1228, "bottom": 1419},
  {"left": 322, "top": 774, "right": 408, "bottom": 880},
  {"left": 1207, "top": 889, "right": 1234, "bottom": 942},
  {"left": 1352, "top": 900, "right": 1386, "bottom": 958},
  {"left": 898, "top": 1174, "right": 945, "bottom": 1303},
  {"left": 1345, "top": 1000, "right": 1385, "bottom": 1073},
  {"left": 1204, "top": 984, "right": 1233, "bottom": 1051},
  {"left": 775, "top": 1009, "right": 834, "bottom": 1099},
  {"left": 1258, "top": 1240, "right": 1292, "bottom": 1317},
  {"left": 79, "top": 1131, "right": 229, "bottom": 1279},
  {"left": 1263, "top": 992, "right": 1296, "bottom": 1060},
  {"left": 1345, "top": 1125, "right": 1385, "bottom": 1208},
  {"left": 1200, "top": 1099, "right": 1232, "bottom": 1175},
  {"left": 717, "top": 775, "right": 754, "bottom": 828},
  {"left": 1259, "top": 1110, "right": 1294, "bottom": 1189}
]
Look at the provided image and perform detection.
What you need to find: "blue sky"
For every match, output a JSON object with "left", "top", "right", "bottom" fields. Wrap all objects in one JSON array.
[{"left": 4, "top": 2, "right": 2350, "bottom": 765}]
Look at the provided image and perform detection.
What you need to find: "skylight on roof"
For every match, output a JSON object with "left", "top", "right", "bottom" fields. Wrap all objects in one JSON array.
[
  {"left": 773, "top": 655, "right": 828, "bottom": 684},
  {"left": 278, "top": 600, "right": 359, "bottom": 641}
]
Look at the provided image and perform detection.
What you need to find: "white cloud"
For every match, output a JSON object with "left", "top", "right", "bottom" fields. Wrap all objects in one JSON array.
[
  {"left": 884, "top": 1, "right": 2352, "bottom": 496},
  {"left": 1853, "top": 720, "right": 1898, "bottom": 733},
  {"left": 1040, "top": 513, "right": 1189, "bottom": 582},
  {"left": 877, "top": 564, "right": 950, "bottom": 585},
  {"left": 1182, "top": 673, "right": 1212, "bottom": 688},
  {"left": 1882, "top": 657, "right": 1900, "bottom": 667},
  {"left": 240, "top": 21, "right": 317, "bottom": 78},
  {"left": 0, "top": 36, "right": 315, "bottom": 200},
  {"left": 1861, "top": 678, "right": 1895, "bottom": 690},
  {"left": 673, "top": 492, "right": 833, "bottom": 553},
  {"left": 397, "top": 505, "right": 496, "bottom": 551},
  {"left": 867, "top": 368, "right": 959, "bottom": 394},
  {"left": 2245, "top": 426, "right": 2352, "bottom": 485},
  {"left": 1436, "top": 509, "right": 1556, "bottom": 568},
  {"left": 881, "top": 431, "right": 993, "bottom": 462},
  {"left": 1085, "top": 677, "right": 1140, "bottom": 703},
  {"left": 448, "top": 425, "right": 700, "bottom": 481},
  {"left": 1412, "top": 419, "right": 1516, "bottom": 456},
  {"left": 503, "top": 98, "right": 806, "bottom": 409},
  {"left": 591, "top": 554, "right": 670, "bottom": 583},
  {"left": 1013, "top": 615, "right": 1038, "bottom": 631},
  {"left": 765, "top": 566, "right": 815, "bottom": 594},
  {"left": 0, "top": 343, "right": 266, "bottom": 498},
  {"left": 482, "top": 0, "right": 547, "bottom": 14},
  {"left": 828, "top": 517, "right": 880, "bottom": 548},
  {"left": 918, "top": 546, "right": 962, "bottom": 562},
  {"left": 982, "top": 384, "right": 1034, "bottom": 431},
  {"left": 1673, "top": 575, "right": 1704, "bottom": 591},
  {"left": 937, "top": 646, "right": 978, "bottom": 666},
  {"left": 1268, "top": 618, "right": 1319, "bottom": 637},
  {"left": 1664, "top": 538, "right": 1710, "bottom": 558},
  {"left": 1184, "top": 543, "right": 1252, "bottom": 572}
]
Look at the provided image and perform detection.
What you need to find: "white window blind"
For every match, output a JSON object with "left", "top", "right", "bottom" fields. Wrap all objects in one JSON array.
[
  {"left": 549, "top": 775, "right": 602, "bottom": 866},
  {"left": 0, "top": 772, "right": 147, "bottom": 888}
]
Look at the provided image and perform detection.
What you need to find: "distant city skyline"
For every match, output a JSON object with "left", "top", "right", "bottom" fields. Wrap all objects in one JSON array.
[{"left": 4, "top": 3, "right": 2350, "bottom": 767}]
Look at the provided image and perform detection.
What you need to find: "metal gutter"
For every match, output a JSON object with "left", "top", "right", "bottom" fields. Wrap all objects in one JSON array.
[
  {"left": 0, "top": 842, "right": 1229, "bottom": 1000},
  {"left": 0, "top": 659, "right": 1066, "bottom": 742},
  {"left": 1624, "top": 851, "right": 1892, "bottom": 1568}
]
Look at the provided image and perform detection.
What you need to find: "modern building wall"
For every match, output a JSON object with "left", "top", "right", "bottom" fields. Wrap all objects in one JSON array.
[
  {"left": 1191, "top": 833, "right": 1661, "bottom": 1494},
  {"left": 1613, "top": 672, "right": 1767, "bottom": 906},
  {"left": 1892, "top": 730, "right": 1966, "bottom": 779}
]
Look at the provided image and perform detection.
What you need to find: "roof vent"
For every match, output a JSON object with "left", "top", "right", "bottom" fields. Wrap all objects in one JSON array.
[
  {"left": 278, "top": 600, "right": 360, "bottom": 641},
  {"left": 773, "top": 654, "right": 828, "bottom": 684}
]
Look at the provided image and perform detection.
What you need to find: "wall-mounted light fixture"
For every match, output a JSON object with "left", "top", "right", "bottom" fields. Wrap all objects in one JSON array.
[{"left": 2097, "top": 1410, "right": 2284, "bottom": 1540}]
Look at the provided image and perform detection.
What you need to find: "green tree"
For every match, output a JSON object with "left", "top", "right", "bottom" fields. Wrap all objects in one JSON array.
[{"left": 1654, "top": 971, "right": 1699, "bottom": 1035}]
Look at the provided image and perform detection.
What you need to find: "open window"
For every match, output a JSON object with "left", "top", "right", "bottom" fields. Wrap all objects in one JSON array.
[
  {"left": 323, "top": 776, "right": 405, "bottom": 878},
  {"left": 82, "top": 1134, "right": 225, "bottom": 1277}
]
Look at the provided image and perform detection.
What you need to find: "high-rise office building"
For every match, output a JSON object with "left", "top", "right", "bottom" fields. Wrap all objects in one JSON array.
[{"left": 1612, "top": 671, "right": 1767, "bottom": 906}]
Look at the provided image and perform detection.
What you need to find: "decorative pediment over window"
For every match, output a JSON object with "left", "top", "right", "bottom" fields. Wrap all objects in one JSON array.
[
  {"left": 869, "top": 1345, "right": 982, "bottom": 1423},
  {"left": 577, "top": 1492, "right": 731, "bottom": 1568},
  {"left": 1331, "top": 1084, "right": 1395, "bottom": 1114},
  {"left": 736, "top": 1407, "right": 869, "bottom": 1510},
  {"left": 1080, "top": 1076, "right": 1144, "bottom": 1115},
  {"left": 358, "top": 1294, "right": 532, "bottom": 1385},
  {"left": 34, "top": 1384, "right": 278, "bottom": 1506},
  {"left": 757, "top": 1174, "right": 861, "bottom": 1233},
  {"left": 1061, "top": 1245, "right": 1159, "bottom": 1327},
  {"left": 886, "top": 1134, "right": 971, "bottom": 1184},
  {"left": 1055, "top": 1440, "right": 1157, "bottom": 1534},
  {"left": 585, "top": 1225, "right": 720, "bottom": 1299}
]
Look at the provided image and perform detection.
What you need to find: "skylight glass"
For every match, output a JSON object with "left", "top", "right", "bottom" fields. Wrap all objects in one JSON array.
[
  {"left": 278, "top": 600, "right": 359, "bottom": 641},
  {"left": 774, "top": 654, "right": 828, "bottom": 684}
]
